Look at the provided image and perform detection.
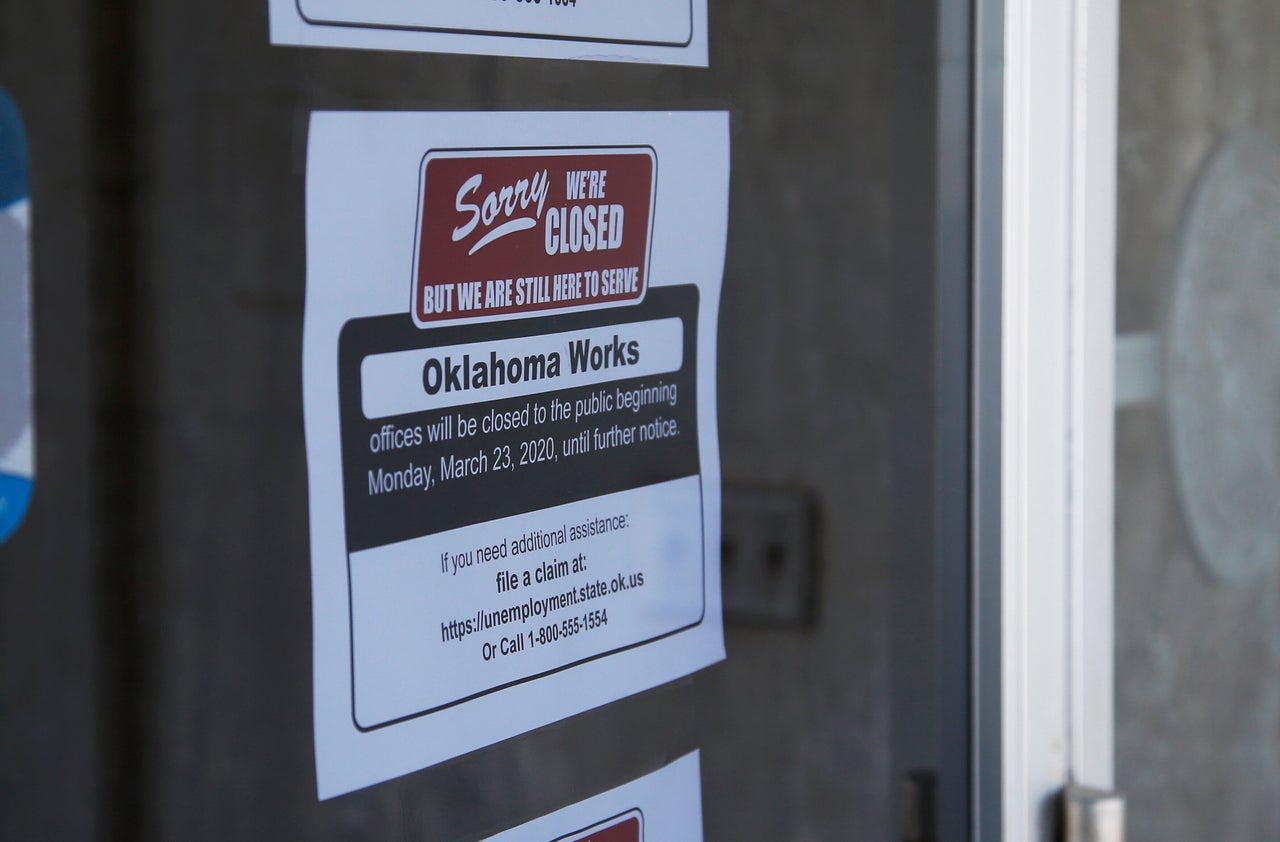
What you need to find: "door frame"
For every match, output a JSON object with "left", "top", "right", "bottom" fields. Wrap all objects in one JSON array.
[{"left": 987, "top": 0, "right": 1119, "bottom": 836}]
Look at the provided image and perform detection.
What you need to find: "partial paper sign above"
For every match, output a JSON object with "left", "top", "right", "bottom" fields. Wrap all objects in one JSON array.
[
  {"left": 480, "top": 751, "right": 703, "bottom": 842},
  {"left": 304, "top": 111, "right": 728, "bottom": 797},
  {"left": 269, "top": 0, "right": 707, "bottom": 66}
]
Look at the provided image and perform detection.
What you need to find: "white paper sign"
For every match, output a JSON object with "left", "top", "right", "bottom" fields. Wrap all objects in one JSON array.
[
  {"left": 480, "top": 751, "right": 703, "bottom": 842},
  {"left": 269, "top": 0, "right": 708, "bottom": 66},
  {"left": 304, "top": 111, "right": 727, "bottom": 798}
]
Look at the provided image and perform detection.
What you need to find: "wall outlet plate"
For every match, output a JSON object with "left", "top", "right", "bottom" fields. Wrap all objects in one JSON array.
[{"left": 720, "top": 485, "right": 819, "bottom": 626}]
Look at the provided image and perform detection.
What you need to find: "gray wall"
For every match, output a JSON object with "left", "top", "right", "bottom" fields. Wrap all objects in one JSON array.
[
  {"left": 0, "top": 1, "right": 922, "bottom": 840},
  {"left": 1116, "top": 2, "right": 1280, "bottom": 838}
]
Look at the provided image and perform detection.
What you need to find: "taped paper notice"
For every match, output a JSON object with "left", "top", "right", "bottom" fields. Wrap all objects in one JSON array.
[
  {"left": 268, "top": 0, "right": 708, "bottom": 67},
  {"left": 481, "top": 751, "right": 703, "bottom": 842},
  {"left": 304, "top": 111, "right": 727, "bottom": 797}
]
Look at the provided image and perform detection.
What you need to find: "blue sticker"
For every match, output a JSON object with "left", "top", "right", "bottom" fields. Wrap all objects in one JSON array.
[
  {"left": 0, "top": 88, "right": 28, "bottom": 209},
  {"left": 0, "top": 85, "right": 32, "bottom": 544},
  {"left": 0, "top": 474, "right": 32, "bottom": 543}
]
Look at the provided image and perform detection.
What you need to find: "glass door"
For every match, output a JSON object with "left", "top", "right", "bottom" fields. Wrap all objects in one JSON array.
[{"left": 0, "top": 1, "right": 991, "bottom": 841}]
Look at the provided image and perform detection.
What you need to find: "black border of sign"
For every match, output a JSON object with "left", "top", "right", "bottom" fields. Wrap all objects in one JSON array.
[
  {"left": 339, "top": 286, "right": 708, "bottom": 733},
  {"left": 410, "top": 144, "right": 658, "bottom": 330},
  {"left": 551, "top": 807, "right": 644, "bottom": 842},
  {"left": 294, "top": 0, "right": 695, "bottom": 49}
]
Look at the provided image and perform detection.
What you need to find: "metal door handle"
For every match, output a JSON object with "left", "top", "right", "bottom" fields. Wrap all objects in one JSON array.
[{"left": 1063, "top": 785, "right": 1125, "bottom": 842}]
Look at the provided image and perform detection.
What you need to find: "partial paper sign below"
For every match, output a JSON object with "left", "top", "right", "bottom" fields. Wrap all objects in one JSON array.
[
  {"left": 269, "top": 0, "right": 707, "bottom": 66},
  {"left": 304, "top": 111, "right": 728, "bottom": 797},
  {"left": 480, "top": 751, "right": 703, "bottom": 842}
]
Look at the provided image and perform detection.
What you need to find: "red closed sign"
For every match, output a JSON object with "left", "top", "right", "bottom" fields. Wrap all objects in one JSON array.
[{"left": 413, "top": 147, "right": 656, "bottom": 325}]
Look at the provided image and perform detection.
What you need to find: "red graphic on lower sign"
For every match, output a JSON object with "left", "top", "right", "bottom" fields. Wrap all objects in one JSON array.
[
  {"left": 413, "top": 147, "right": 655, "bottom": 326},
  {"left": 556, "top": 813, "right": 642, "bottom": 842}
]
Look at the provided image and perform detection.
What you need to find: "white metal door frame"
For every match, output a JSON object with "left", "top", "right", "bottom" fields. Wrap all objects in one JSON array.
[{"left": 997, "top": 0, "right": 1118, "bottom": 837}]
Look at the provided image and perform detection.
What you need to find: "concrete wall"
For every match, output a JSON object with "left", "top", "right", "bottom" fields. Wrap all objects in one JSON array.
[
  {"left": 1116, "top": 2, "right": 1280, "bottom": 838},
  {"left": 0, "top": 0, "right": 918, "bottom": 839}
]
